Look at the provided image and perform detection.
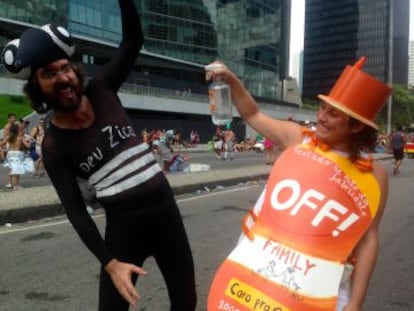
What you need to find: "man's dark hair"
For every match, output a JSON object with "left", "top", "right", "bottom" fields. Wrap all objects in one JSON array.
[
  {"left": 348, "top": 118, "right": 378, "bottom": 162},
  {"left": 23, "top": 63, "right": 85, "bottom": 114}
]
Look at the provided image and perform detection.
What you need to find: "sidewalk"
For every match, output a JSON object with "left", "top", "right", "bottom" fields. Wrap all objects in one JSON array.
[
  {"left": 0, "top": 161, "right": 272, "bottom": 226},
  {"left": 0, "top": 150, "right": 393, "bottom": 226}
]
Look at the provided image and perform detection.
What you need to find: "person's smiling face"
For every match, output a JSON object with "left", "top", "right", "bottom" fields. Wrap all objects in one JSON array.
[
  {"left": 36, "top": 59, "right": 83, "bottom": 113},
  {"left": 315, "top": 101, "right": 355, "bottom": 152}
]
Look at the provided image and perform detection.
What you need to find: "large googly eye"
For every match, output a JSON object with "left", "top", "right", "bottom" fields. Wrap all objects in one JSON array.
[
  {"left": 41, "top": 24, "right": 75, "bottom": 57},
  {"left": 1, "top": 38, "right": 32, "bottom": 79},
  {"left": 1, "top": 39, "right": 20, "bottom": 73},
  {"left": 56, "top": 26, "right": 70, "bottom": 39}
]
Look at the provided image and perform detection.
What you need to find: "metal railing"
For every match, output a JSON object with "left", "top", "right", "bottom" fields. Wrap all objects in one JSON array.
[
  {"left": 0, "top": 64, "right": 308, "bottom": 116},
  {"left": 120, "top": 82, "right": 208, "bottom": 103}
]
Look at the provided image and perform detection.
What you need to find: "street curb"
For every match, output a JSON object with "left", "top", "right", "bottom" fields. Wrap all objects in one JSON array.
[
  {"left": 0, "top": 203, "right": 65, "bottom": 225},
  {"left": 0, "top": 174, "right": 270, "bottom": 226},
  {"left": 171, "top": 173, "right": 269, "bottom": 195},
  {"left": 0, "top": 153, "right": 393, "bottom": 226}
]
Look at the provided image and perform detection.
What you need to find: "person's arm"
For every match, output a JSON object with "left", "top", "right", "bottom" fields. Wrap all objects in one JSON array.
[
  {"left": 43, "top": 141, "right": 146, "bottom": 307},
  {"left": 0, "top": 135, "right": 9, "bottom": 147},
  {"left": 206, "top": 61, "right": 303, "bottom": 150},
  {"left": 30, "top": 126, "right": 37, "bottom": 140},
  {"left": 343, "top": 162, "right": 389, "bottom": 311},
  {"left": 98, "top": 0, "right": 143, "bottom": 91},
  {"left": 19, "top": 136, "right": 30, "bottom": 149},
  {"left": 42, "top": 149, "right": 115, "bottom": 265},
  {"left": 3, "top": 124, "right": 10, "bottom": 138}
]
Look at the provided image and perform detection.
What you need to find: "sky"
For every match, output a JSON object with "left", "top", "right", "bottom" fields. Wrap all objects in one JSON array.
[
  {"left": 289, "top": 0, "right": 305, "bottom": 76},
  {"left": 289, "top": 0, "right": 414, "bottom": 77}
]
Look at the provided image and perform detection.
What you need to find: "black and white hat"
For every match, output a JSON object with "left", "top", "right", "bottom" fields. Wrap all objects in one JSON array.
[{"left": 1, "top": 24, "right": 75, "bottom": 79}]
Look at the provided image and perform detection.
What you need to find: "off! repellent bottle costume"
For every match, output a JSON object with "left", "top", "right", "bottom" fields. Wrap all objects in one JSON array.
[
  {"left": 208, "top": 135, "right": 380, "bottom": 311},
  {"left": 207, "top": 57, "right": 391, "bottom": 311}
]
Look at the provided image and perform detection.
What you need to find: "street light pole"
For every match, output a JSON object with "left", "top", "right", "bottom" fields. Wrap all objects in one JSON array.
[{"left": 387, "top": 0, "right": 393, "bottom": 135}]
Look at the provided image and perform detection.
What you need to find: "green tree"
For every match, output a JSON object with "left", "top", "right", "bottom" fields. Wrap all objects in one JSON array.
[
  {"left": 0, "top": 95, "right": 33, "bottom": 127},
  {"left": 377, "top": 85, "right": 414, "bottom": 131}
]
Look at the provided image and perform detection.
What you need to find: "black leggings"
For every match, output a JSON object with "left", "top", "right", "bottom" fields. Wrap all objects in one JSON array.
[{"left": 98, "top": 203, "right": 196, "bottom": 311}]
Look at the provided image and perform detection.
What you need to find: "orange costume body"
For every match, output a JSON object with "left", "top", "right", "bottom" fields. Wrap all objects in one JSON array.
[{"left": 207, "top": 136, "right": 381, "bottom": 311}]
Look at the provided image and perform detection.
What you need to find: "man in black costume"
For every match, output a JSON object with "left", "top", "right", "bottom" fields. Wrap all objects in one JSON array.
[{"left": 1, "top": 1, "right": 197, "bottom": 310}]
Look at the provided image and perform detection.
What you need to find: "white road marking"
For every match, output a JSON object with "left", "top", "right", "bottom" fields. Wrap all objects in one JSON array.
[{"left": 0, "top": 185, "right": 260, "bottom": 236}]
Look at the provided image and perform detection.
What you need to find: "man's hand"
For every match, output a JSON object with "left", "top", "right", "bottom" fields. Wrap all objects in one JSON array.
[{"left": 105, "top": 258, "right": 147, "bottom": 308}]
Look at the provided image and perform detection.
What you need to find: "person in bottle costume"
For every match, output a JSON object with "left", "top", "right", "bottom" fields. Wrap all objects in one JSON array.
[{"left": 205, "top": 57, "right": 391, "bottom": 311}]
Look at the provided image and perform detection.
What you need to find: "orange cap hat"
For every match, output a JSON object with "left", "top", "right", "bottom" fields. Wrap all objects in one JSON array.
[{"left": 317, "top": 57, "right": 392, "bottom": 129}]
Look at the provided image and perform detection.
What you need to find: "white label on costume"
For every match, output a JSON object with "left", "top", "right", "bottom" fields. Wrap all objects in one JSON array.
[{"left": 228, "top": 235, "right": 344, "bottom": 299}]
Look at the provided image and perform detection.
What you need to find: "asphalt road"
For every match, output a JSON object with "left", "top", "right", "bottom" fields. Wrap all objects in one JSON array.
[
  {"left": 0, "top": 156, "right": 413, "bottom": 311},
  {"left": 0, "top": 182, "right": 265, "bottom": 311}
]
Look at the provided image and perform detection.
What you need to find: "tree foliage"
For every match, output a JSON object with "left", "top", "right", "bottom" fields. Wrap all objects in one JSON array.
[
  {"left": 0, "top": 94, "right": 32, "bottom": 126},
  {"left": 377, "top": 85, "right": 414, "bottom": 132}
]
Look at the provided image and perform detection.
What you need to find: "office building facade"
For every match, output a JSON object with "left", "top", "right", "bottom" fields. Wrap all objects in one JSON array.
[
  {"left": 303, "top": 0, "right": 409, "bottom": 100},
  {"left": 0, "top": 0, "right": 291, "bottom": 101},
  {"left": 409, "top": 41, "right": 414, "bottom": 88},
  {"left": 0, "top": 0, "right": 296, "bottom": 140}
]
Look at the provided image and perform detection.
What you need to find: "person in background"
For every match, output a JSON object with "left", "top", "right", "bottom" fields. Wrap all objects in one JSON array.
[
  {"left": 18, "top": 119, "right": 31, "bottom": 136},
  {"left": 388, "top": 124, "right": 406, "bottom": 175},
  {"left": 222, "top": 126, "right": 235, "bottom": 161},
  {"left": 0, "top": 144, "right": 4, "bottom": 163},
  {"left": 158, "top": 129, "right": 190, "bottom": 172},
  {"left": 0, "top": 123, "right": 31, "bottom": 190},
  {"left": 30, "top": 118, "right": 46, "bottom": 177},
  {"left": 141, "top": 128, "right": 150, "bottom": 144},
  {"left": 3, "top": 113, "right": 16, "bottom": 137},
  {"left": 212, "top": 126, "right": 224, "bottom": 159},
  {"left": 1, "top": 0, "right": 196, "bottom": 309},
  {"left": 205, "top": 57, "right": 391, "bottom": 311},
  {"left": 148, "top": 128, "right": 162, "bottom": 154},
  {"left": 19, "top": 119, "right": 32, "bottom": 157},
  {"left": 190, "top": 129, "right": 200, "bottom": 146},
  {"left": 2, "top": 113, "right": 17, "bottom": 187},
  {"left": 263, "top": 137, "right": 277, "bottom": 165}
]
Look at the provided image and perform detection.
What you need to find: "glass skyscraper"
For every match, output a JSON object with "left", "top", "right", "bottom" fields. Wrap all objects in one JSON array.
[
  {"left": 0, "top": 0, "right": 291, "bottom": 101},
  {"left": 0, "top": 0, "right": 297, "bottom": 141},
  {"left": 303, "top": 0, "right": 409, "bottom": 99}
]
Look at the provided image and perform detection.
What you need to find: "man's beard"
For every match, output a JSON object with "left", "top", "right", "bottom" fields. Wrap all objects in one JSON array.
[{"left": 43, "top": 81, "right": 83, "bottom": 113}]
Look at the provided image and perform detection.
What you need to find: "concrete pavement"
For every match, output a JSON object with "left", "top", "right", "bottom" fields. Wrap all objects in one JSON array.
[
  {"left": 0, "top": 144, "right": 272, "bottom": 225},
  {"left": 0, "top": 146, "right": 393, "bottom": 226},
  {"left": 0, "top": 164, "right": 272, "bottom": 226}
]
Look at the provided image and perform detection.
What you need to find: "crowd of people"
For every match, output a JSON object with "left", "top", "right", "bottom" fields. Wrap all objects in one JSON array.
[
  {"left": 0, "top": 113, "right": 46, "bottom": 190},
  {"left": 139, "top": 119, "right": 406, "bottom": 172},
  {"left": 140, "top": 128, "right": 194, "bottom": 173},
  {"left": 212, "top": 126, "right": 236, "bottom": 160}
]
